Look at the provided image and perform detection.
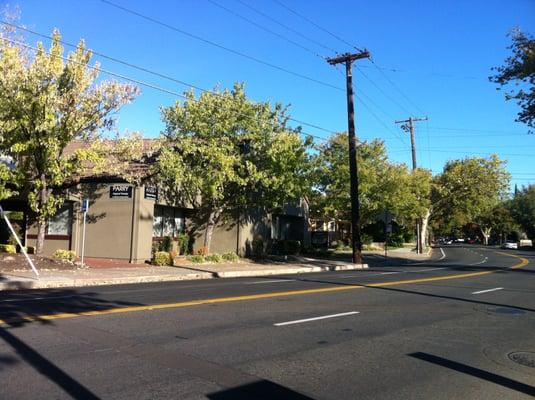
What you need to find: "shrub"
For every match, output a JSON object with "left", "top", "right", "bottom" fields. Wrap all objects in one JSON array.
[
  {"left": 0, "top": 244, "right": 16, "bottom": 254},
  {"left": 252, "top": 238, "right": 264, "bottom": 257},
  {"left": 195, "top": 246, "right": 209, "bottom": 256},
  {"left": 188, "top": 255, "right": 206, "bottom": 263},
  {"left": 387, "top": 233, "right": 404, "bottom": 248},
  {"left": 153, "top": 251, "right": 173, "bottom": 266},
  {"left": 53, "top": 249, "right": 76, "bottom": 263},
  {"left": 177, "top": 233, "right": 190, "bottom": 255},
  {"left": 222, "top": 252, "right": 239, "bottom": 262},
  {"left": 282, "top": 240, "right": 301, "bottom": 255},
  {"left": 205, "top": 254, "right": 223, "bottom": 263},
  {"left": 159, "top": 236, "right": 173, "bottom": 252},
  {"left": 361, "top": 234, "right": 373, "bottom": 246}
]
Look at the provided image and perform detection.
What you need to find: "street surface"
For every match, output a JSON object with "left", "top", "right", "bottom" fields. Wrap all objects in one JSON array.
[{"left": 0, "top": 245, "right": 534, "bottom": 399}]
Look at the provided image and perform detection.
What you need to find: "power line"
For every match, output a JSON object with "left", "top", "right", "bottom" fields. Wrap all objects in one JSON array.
[
  {"left": 0, "top": 21, "right": 338, "bottom": 136},
  {"left": 98, "top": 0, "right": 343, "bottom": 92},
  {"left": 233, "top": 0, "right": 337, "bottom": 53},
  {"left": 389, "top": 149, "right": 534, "bottom": 157},
  {"left": 0, "top": 36, "right": 330, "bottom": 143},
  {"left": 369, "top": 58, "right": 426, "bottom": 115},
  {"left": 205, "top": 0, "right": 326, "bottom": 60},
  {"left": 428, "top": 126, "right": 532, "bottom": 135},
  {"left": 355, "top": 66, "right": 413, "bottom": 116},
  {"left": 271, "top": 0, "right": 362, "bottom": 51}
]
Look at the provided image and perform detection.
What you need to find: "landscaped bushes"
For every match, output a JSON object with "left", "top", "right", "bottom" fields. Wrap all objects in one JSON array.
[
  {"left": 187, "top": 252, "right": 240, "bottom": 264},
  {"left": 0, "top": 244, "right": 16, "bottom": 253},
  {"left": 153, "top": 251, "right": 173, "bottom": 266},
  {"left": 53, "top": 249, "right": 76, "bottom": 262},
  {"left": 222, "top": 252, "right": 239, "bottom": 262}
]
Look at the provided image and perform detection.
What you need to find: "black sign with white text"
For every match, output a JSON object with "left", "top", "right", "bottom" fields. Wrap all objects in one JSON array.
[
  {"left": 144, "top": 186, "right": 158, "bottom": 201},
  {"left": 109, "top": 185, "right": 133, "bottom": 199}
]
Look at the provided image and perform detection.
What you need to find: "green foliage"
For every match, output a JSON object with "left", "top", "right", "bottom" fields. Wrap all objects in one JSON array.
[
  {"left": 0, "top": 244, "right": 16, "bottom": 253},
  {"left": 153, "top": 251, "right": 173, "bottom": 266},
  {"left": 509, "top": 184, "right": 535, "bottom": 239},
  {"left": 490, "top": 29, "right": 535, "bottom": 131},
  {"left": 53, "top": 249, "right": 76, "bottom": 262},
  {"left": 154, "top": 83, "right": 312, "bottom": 251},
  {"left": 282, "top": 240, "right": 301, "bottom": 255},
  {"left": 387, "top": 233, "right": 405, "bottom": 248},
  {"left": 158, "top": 236, "right": 173, "bottom": 252},
  {"left": 176, "top": 233, "right": 190, "bottom": 255},
  {"left": 251, "top": 238, "right": 264, "bottom": 257},
  {"left": 188, "top": 255, "right": 206, "bottom": 263},
  {"left": 222, "top": 252, "right": 239, "bottom": 262},
  {"left": 361, "top": 234, "right": 373, "bottom": 246},
  {"left": 430, "top": 155, "right": 510, "bottom": 238},
  {"left": 205, "top": 253, "right": 223, "bottom": 263},
  {"left": 311, "top": 134, "right": 431, "bottom": 226},
  {"left": 0, "top": 28, "right": 139, "bottom": 253}
]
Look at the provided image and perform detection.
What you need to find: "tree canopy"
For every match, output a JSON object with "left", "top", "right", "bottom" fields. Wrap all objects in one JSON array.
[
  {"left": 154, "top": 83, "right": 312, "bottom": 251},
  {"left": 311, "top": 133, "right": 431, "bottom": 228},
  {"left": 490, "top": 29, "right": 535, "bottom": 131},
  {"left": 0, "top": 28, "right": 138, "bottom": 252}
]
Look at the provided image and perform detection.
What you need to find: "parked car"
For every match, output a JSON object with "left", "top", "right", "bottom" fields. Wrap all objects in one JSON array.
[
  {"left": 444, "top": 239, "right": 453, "bottom": 245},
  {"left": 501, "top": 241, "right": 518, "bottom": 250}
]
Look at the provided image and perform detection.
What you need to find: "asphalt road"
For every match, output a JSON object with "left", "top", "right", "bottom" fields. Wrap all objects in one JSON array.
[{"left": 0, "top": 245, "right": 534, "bottom": 399}]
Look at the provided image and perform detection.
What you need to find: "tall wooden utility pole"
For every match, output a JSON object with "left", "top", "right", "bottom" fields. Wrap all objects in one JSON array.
[
  {"left": 395, "top": 116, "right": 428, "bottom": 254},
  {"left": 327, "top": 51, "right": 370, "bottom": 264}
]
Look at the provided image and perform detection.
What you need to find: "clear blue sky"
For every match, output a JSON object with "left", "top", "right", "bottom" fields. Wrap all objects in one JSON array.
[{"left": 5, "top": 0, "right": 535, "bottom": 189}]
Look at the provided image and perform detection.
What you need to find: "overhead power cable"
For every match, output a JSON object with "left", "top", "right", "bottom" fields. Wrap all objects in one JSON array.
[
  {"left": 0, "top": 21, "right": 337, "bottom": 136},
  {"left": 369, "top": 58, "right": 426, "bottom": 115},
  {"left": 271, "top": 0, "right": 363, "bottom": 51},
  {"left": 233, "top": 0, "right": 337, "bottom": 53},
  {"left": 205, "top": 0, "right": 326, "bottom": 61},
  {"left": 98, "top": 0, "right": 343, "bottom": 92},
  {"left": 0, "top": 36, "right": 330, "bottom": 143}
]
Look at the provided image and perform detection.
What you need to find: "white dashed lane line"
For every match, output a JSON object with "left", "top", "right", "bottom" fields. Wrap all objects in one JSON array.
[
  {"left": 471, "top": 287, "right": 504, "bottom": 295},
  {"left": 274, "top": 311, "right": 360, "bottom": 326}
]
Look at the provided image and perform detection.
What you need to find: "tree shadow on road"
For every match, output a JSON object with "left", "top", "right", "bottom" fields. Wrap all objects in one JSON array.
[
  {"left": 0, "top": 289, "right": 145, "bottom": 400},
  {"left": 284, "top": 274, "right": 535, "bottom": 314},
  {"left": 207, "top": 380, "right": 315, "bottom": 400},
  {"left": 409, "top": 352, "right": 535, "bottom": 397}
]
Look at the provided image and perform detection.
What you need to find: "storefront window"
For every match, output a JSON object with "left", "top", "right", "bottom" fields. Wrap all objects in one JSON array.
[
  {"left": 153, "top": 205, "right": 185, "bottom": 237},
  {"left": 48, "top": 204, "right": 72, "bottom": 236}
]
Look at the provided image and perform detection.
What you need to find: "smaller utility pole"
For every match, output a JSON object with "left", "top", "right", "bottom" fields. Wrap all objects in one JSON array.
[
  {"left": 327, "top": 50, "right": 370, "bottom": 264},
  {"left": 395, "top": 116, "right": 428, "bottom": 254}
]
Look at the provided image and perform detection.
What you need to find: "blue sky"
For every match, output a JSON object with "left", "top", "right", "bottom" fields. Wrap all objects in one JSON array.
[{"left": 5, "top": 0, "right": 535, "bottom": 189}]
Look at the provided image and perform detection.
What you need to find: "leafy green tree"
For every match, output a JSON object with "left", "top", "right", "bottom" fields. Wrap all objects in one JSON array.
[
  {"left": 154, "top": 83, "right": 312, "bottom": 251},
  {"left": 509, "top": 184, "right": 535, "bottom": 239},
  {"left": 311, "top": 133, "right": 431, "bottom": 236},
  {"left": 0, "top": 29, "right": 138, "bottom": 253},
  {"left": 429, "top": 155, "right": 510, "bottom": 244},
  {"left": 490, "top": 29, "right": 535, "bottom": 131}
]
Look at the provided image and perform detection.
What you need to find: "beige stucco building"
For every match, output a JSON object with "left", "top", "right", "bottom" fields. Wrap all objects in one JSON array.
[{"left": 4, "top": 180, "right": 309, "bottom": 263}]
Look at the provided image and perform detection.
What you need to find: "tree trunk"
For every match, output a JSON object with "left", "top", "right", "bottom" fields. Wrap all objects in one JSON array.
[
  {"left": 480, "top": 226, "right": 491, "bottom": 246},
  {"left": 419, "top": 208, "right": 431, "bottom": 252},
  {"left": 203, "top": 208, "right": 221, "bottom": 253},
  {"left": 35, "top": 174, "right": 48, "bottom": 254}
]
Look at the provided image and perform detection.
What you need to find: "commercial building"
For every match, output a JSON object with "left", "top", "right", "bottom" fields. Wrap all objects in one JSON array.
[{"left": 1, "top": 143, "right": 310, "bottom": 262}]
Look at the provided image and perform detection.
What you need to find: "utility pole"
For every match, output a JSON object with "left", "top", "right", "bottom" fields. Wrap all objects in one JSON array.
[
  {"left": 327, "top": 51, "right": 370, "bottom": 264},
  {"left": 395, "top": 116, "right": 428, "bottom": 254}
]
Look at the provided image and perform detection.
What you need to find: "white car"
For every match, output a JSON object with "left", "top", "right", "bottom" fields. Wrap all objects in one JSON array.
[{"left": 501, "top": 241, "right": 518, "bottom": 249}]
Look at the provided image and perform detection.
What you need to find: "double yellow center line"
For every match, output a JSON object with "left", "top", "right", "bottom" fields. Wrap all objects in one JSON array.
[{"left": 0, "top": 251, "right": 529, "bottom": 325}]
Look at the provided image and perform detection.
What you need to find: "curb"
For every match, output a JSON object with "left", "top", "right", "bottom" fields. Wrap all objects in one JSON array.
[
  {"left": 215, "top": 264, "right": 368, "bottom": 278},
  {"left": 0, "top": 263, "right": 368, "bottom": 291}
]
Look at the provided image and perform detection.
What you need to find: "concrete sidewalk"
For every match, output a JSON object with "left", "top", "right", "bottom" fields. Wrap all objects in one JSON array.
[{"left": 0, "top": 247, "right": 431, "bottom": 291}]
